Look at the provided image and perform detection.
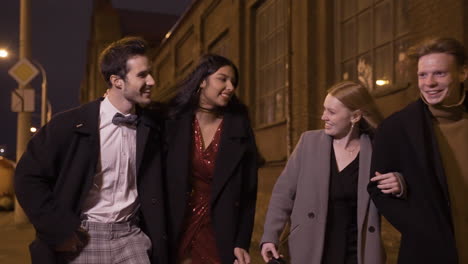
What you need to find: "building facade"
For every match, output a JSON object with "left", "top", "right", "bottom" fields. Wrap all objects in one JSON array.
[{"left": 80, "top": 0, "right": 178, "bottom": 103}]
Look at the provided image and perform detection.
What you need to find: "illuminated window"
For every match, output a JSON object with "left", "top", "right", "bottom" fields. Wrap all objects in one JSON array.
[
  {"left": 255, "top": 0, "right": 288, "bottom": 126},
  {"left": 336, "top": 0, "right": 410, "bottom": 97}
]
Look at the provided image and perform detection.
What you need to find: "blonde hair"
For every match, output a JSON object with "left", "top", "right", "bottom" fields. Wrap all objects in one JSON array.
[
  {"left": 327, "top": 81, "right": 383, "bottom": 134},
  {"left": 408, "top": 37, "right": 467, "bottom": 67}
]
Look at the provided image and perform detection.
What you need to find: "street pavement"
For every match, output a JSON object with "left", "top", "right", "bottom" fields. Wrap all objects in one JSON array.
[{"left": 0, "top": 211, "right": 34, "bottom": 264}]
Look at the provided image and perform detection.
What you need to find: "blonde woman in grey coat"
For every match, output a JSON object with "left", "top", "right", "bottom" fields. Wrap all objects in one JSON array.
[{"left": 260, "top": 81, "right": 405, "bottom": 264}]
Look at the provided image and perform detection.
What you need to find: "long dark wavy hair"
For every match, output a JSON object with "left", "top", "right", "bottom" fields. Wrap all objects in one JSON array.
[{"left": 168, "top": 54, "right": 247, "bottom": 119}]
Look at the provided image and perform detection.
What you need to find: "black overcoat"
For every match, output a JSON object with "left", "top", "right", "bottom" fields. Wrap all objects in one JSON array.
[
  {"left": 368, "top": 94, "right": 468, "bottom": 264},
  {"left": 14, "top": 98, "right": 168, "bottom": 264},
  {"left": 164, "top": 110, "right": 258, "bottom": 264}
]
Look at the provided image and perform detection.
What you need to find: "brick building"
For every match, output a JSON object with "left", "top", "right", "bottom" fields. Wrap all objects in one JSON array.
[{"left": 80, "top": 0, "right": 178, "bottom": 103}]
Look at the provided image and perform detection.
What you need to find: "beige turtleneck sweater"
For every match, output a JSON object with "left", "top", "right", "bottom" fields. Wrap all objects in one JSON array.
[{"left": 426, "top": 90, "right": 468, "bottom": 262}]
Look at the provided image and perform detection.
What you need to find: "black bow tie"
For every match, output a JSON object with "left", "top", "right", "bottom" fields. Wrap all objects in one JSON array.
[{"left": 112, "top": 113, "right": 138, "bottom": 126}]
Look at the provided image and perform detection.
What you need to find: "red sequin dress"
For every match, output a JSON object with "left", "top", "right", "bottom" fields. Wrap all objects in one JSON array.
[{"left": 177, "top": 118, "right": 223, "bottom": 264}]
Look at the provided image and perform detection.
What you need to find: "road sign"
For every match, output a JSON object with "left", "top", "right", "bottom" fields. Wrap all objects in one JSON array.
[
  {"left": 11, "top": 89, "right": 35, "bottom": 112},
  {"left": 8, "top": 58, "right": 39, "bottom": 86}
]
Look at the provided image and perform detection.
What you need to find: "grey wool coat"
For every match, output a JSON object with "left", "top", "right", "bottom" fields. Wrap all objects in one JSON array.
[{"left": 261, "top": 130, "right": 385, "bottom": 264}]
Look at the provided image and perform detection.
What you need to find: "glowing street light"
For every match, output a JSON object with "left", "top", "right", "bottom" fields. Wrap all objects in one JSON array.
[
  {"left": 0, "top": 49, "right": 8, "bottom": 58},
  {"left": 30, "top": 127, "right": 37, "bottom": 133}
]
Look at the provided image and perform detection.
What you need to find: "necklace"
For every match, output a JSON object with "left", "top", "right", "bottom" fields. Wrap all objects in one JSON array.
[
  {"left": 198, "top": 105, "right": 216, "bottom": 112},
  {"left": 334, "top": 139, "right": 360, "bottom": 155},
  {"left": 198, "top": 105, "right": 223, "bottom": 117},
  {"left": 346, "top": 145, "right": 358, "bottom": 155}
]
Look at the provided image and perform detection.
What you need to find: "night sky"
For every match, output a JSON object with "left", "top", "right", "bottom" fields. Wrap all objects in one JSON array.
[{"left": 0, "top": 0, "right": 190, "bottom": 161}]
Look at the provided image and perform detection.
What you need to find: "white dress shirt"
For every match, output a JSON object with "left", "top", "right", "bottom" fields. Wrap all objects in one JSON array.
[{"left": 81, "top": 97, "right": 139, "bottom": 223}]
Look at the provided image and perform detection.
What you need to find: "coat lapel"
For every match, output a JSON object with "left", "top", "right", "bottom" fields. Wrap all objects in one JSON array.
[
  {"left": 136, "top": 112, "right": 156, "bottom": 176},
  {"left": 211, "top": 113, "right": 248, "bottom": 205},
  {"left": 315, "top": 132, "right": 332, "bottom": 216},
  {"left": 166, "top": 113, "right": 193, "bottom": 194},
  {"left": 72, "top": 99, "right": 101, "bottom": 166},
  {"left": 303, "top": 131, "right": 331, "bottom": 218},
  {"left": 72, "top": 99, "right": 102, "bottom": 206},
  {"left": 357, "top": 134, "right": 372, "bottom": 231}
]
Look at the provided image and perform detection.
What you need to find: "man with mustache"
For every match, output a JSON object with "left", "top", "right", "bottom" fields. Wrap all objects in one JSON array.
[
  {"left": 15, "top": 36, "right": 168, "bottom": 264},
  {"left": 368, "top": 37, "right": 468, "bottom": 264}
]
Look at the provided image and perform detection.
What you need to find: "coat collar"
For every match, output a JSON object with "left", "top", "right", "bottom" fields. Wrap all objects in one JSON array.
[
  {"left": 165, "top": 111, "right": 250, "bottom": 206},
  {"left": 72, "top": 98, "right": 102, "bottom": 136},
  {"left": 307, "top": 131, "right": 372, "bottom": 231},
  {"left": 71, "top": 97, "right": 158, "bottom": 174},
  {"left": 211, "top": 112, "right": 249, "bottom": 205}
]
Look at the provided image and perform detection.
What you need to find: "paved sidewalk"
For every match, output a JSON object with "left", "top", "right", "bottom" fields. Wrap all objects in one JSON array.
[{"left": 0, "top": 211, "right": 34, "bottom": 264}]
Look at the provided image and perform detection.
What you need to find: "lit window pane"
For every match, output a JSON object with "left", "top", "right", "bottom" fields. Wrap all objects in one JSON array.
[
  {"left": 395, "top": 0, "right": 409, "bottom": 36},
  {"left": 394, "top": 38, "right": 411, "bottom": 87},
  {"left": 275, "top": 90, "right": 285, "bottom": 121},
  {"left": 342, "top": 59, "right": 357, "bottom": 82},
  {"left": 276, "top": 58, "right": 285, "bottom": 90},
  {"left": 255, "top": 0, "right": 288, "bottom": 125},
  {"left": 374, "top": 0, "right": 392, "bottom": 46},
  {"left": 357, "top": 53, "right": 373, "bottom": 91},
  {"left": 374, "top": 44, "right": 393, "bottom": 95},
  {"left": 342, "top": 19, "right": 356, "bottom": 59},
  {"left": 358, "top": 10, "right": 372, "bottom": 53}
]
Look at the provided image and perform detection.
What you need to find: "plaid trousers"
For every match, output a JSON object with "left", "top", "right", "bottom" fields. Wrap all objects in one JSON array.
[{"left": 65, "top": 220, "right": 152, "bottom": 264}]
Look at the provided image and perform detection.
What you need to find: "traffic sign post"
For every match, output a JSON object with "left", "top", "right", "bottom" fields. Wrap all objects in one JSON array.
[
  {"left": 8, "top": 58, "right": 39, "bottom": 86},
  {"left": 11, "top": 89, "right": 35, "bottom": 112}
]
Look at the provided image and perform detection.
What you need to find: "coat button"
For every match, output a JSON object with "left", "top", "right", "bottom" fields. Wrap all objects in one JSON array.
[
  {"left": 308, "top": 212, "right": 315, "bottom": 219},
  {"left": 368, "top": 226, "right": 375, "bottom": 233},
  {"left": 151, "top": 198, "right": 157, "bottom": 205}
]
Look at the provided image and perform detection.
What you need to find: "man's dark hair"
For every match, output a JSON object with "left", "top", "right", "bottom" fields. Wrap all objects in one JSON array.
[
  {"left": 408, "top": 37, "right": 467, "bottom": 67},
  {"left": 99, "top": 36, "right": 148, "bottom": 87}
]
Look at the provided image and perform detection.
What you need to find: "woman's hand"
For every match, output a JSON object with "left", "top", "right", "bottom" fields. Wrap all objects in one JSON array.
[
  {"left": 371, "top": 171, "right": 402, "bottom": 195},
  {"left": 260, "top": 242, "right": 280, "bottom": 263},
  {"left": 233, "top": 247, "right": 251, "bottom": 264}
]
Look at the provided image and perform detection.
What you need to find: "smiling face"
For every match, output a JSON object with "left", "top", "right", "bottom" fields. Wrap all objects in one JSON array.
[
  {"left": 417, "top": 53, "right": 467, "bottom": 106},
  {"left": 321, "top": 94, "right": 356, "bottom": 139},
  {"left": 199, "top": 65, "right": 237, "bottom": 109},
  {"left": 119, "top": 55, "right": 154, "bottom": 106}
]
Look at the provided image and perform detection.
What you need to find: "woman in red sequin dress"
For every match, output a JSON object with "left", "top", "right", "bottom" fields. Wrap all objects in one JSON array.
[{"left": 165, "top": 54, "right": 258, "bottom": 264}]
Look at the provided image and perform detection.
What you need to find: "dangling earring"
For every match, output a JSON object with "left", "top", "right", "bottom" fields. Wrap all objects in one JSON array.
[
  {"left": 351, "top": 122, "right": 355, "bottom": 130},
  {"left": 196, "top": 87, "right": 201, "bottom": 94}
]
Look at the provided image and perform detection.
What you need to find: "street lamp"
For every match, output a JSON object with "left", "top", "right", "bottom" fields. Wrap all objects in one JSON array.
[
  {"left": 0, "top": 49, "right": 9, "bottom": 58},
  {"left": 0, "top": 49, "right": 8, "bottom": 58}
]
